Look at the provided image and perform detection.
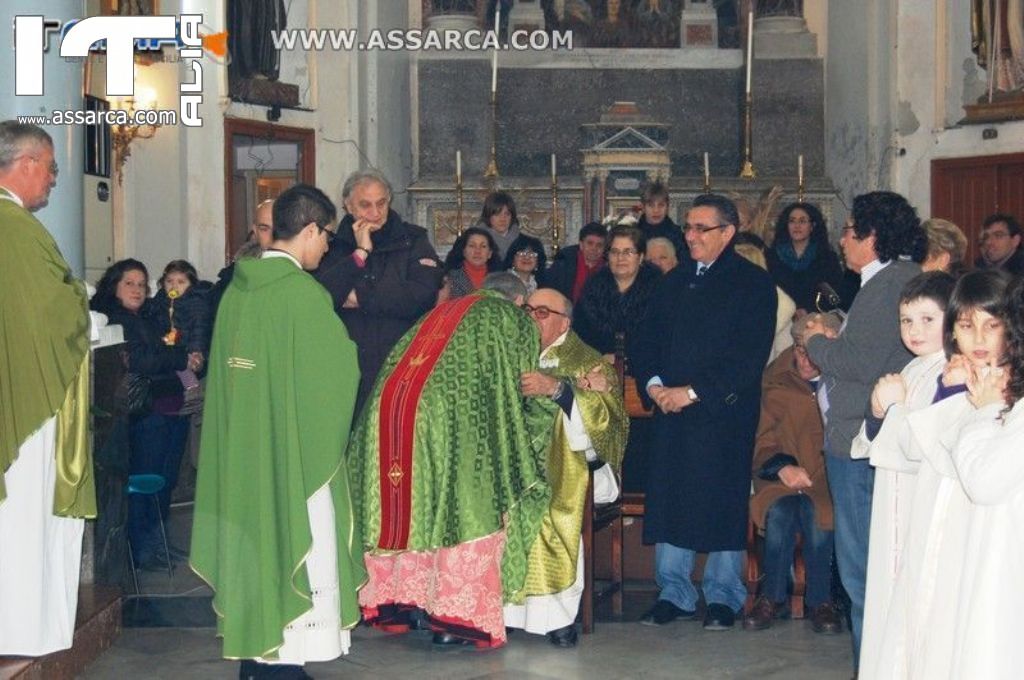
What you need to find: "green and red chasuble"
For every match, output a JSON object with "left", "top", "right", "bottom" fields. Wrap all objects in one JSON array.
[
  {"left": 348, "top": 290, "right": 558, "bottom": 599},
  {"left": 190, "top": 257, "right": 366, "bottom": 660}
]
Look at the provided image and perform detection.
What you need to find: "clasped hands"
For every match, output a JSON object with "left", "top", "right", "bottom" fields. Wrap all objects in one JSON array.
[
  {"left": 647, "top": 384, "right": 696, "bottom": 413},
  {"left": 519, "top": 366, "right": 610, "bottom": 398}
]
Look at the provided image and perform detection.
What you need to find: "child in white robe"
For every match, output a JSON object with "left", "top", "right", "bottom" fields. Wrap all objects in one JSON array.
[
  {"left": 948, "top": 274, "right": 1024, "bottom": 679},
  {"left": 856, "top": 272, "right": 954, "bottom": 677},
  {"left": 865, "top": 269, "right": 1013, "bottom": 679}
]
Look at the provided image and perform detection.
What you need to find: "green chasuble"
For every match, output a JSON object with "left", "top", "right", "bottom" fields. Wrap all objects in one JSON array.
[
  {"left": 190, "top": 257, "right": 366, "bottom": 660},
  {"left": 348, "top": 290, "right": 558, "bottom": 600},
  {"left": 516, "top": 330, "right": 628, "bottom": 601},
  {"left": 0, "top": 194, "right": 94, "bottom": 517}
]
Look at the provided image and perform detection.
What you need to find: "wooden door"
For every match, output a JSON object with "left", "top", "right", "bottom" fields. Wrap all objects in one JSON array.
[{"left": 932, "top": 153, "right": 1024, "bottom": 266}]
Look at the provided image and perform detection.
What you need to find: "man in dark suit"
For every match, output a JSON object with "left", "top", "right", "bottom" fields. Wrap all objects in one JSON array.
[
  {"left": 633, "top": 194, "right": 777, "bottom": 631},
  {"left": 545, "top": 222, "right": 608, "bottom": 302},
  {"left": 974, "top": 213, "right": 1024, "bottom": 276}
]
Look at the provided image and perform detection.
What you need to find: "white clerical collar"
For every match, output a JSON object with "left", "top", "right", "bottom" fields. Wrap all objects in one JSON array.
[
  {"left": 262, "top": 249, "right": 302, "bottom": 269},
  {"left": 0, "top": 185, "right": 25, "bottom": 207},
  {"left": 539, "top": 330, "right": 570, "bottom": 367},
  {"left": 859, "top": 259, "right": 888, "bottom": 287}
]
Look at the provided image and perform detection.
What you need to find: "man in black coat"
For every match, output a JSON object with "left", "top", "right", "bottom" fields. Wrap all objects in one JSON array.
[
  {"left": 974, "top": 213, "right": 1024, "bottom": 276},
  {"left": 545, "top": 222, "right": 608, "bottom": 302},
  {"left": 632, "top": 194, "right": 777, "bottom": 631},
  {"left": 313, "top": 170, "right": 443, "bottom": 414}
]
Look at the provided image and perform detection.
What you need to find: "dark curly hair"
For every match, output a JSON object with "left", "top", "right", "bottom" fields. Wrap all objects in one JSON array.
[
  {"left": 444, "top": 226, "right": 502, "bottom": 272},
  {"left": 158, "top": 259, "right": 199, "bottom": 288},
  {"left": 503, "top": 234, "right": 547, "bottom": 272},
  {"left": 1002, "top": 275, "right": 1024, "bottom": 411},
  {"left": 91, "top": 258, "right": 149, "bottom": 313},
  {"left": 850, "top": 191, "right": 927, "bottom": 263},
  {"left": 772, "top": 202, "right": 833, "bottom": 253},
  {"left": 943, "top": 269, "right": 1013, "bottom": 359}
]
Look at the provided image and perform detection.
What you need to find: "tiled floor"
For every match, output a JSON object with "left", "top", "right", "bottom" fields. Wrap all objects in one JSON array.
[{"left": 80, "top": 504, "right": 854, "bottom": 679}]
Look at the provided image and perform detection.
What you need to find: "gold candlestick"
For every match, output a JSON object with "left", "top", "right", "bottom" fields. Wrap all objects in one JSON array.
[
  {"left": 551, "top": 177, "right": 562, "bottom": 256},
  {"left": 483, "top": 92, "right": 500, "bottom": 189},
  {"left": 739, "top": 92, "right": 756, "bottom": 179},
  {"left": 455, "top": 177, "right": 465, "bottom": 237}
]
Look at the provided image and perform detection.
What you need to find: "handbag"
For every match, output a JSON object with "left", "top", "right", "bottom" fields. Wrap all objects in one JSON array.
[{"left": 114, "top": 372, "right": 152, "bottom": 416}]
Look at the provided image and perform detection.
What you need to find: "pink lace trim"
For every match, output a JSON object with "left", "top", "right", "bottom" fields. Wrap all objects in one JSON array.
[{"left": 359, "top": 530, "right": 507, "bottom": 643}]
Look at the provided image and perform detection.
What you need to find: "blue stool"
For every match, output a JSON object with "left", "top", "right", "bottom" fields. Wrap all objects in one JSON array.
[{"left": 126, "top": 473, "right": 173, "bottom": 593}]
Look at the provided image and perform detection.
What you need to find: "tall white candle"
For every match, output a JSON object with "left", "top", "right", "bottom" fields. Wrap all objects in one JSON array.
[
  {"left": 491, "top": 3, "right": 501, "bottom": 95},
  {"left": 745, "top": 11, "right": 754, "bottom": 95},
  {"left": 456, "top": 149, "right": 462, "bottom": 183},
  {"left": 703, "top": 152, "right": 710, "bottom": 184},
  {"left": 551, "top": 153, "right": 557, "bottom": 182},
  {"left": 798, "top": 154, "right": 804, "bottom": 185}
]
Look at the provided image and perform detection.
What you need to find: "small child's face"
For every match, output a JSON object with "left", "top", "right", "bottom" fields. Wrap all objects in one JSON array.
[
  {"left": 899, "top": 297, "right": 945, "bottom": 356},
  {"left": 954, "top": 307, "right": 1006, "bottom": 367},
  {"left": 164, "top": 271, "right": 191, "bottom": 297},
  {"left": 643, "top": 198, "right": 668, "bottom": 225}
]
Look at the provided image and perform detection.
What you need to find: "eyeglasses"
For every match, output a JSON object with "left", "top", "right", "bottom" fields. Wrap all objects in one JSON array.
[
  {"left": 608, "top": 248, "right": 639, "bottom": 257},
  {"left": 980, "top": 231, "right": 1010, "bottom": 242},
  {"left": 20, "top": 155, "right": 58, "bottom": 177},
  {"left": 522, "top": 303, "right": 567, "bottom": 320},
  {"left": 788, "top": 217, "right": 812, "bottom": 225},
  {"left": 682, "top": 223, "right": 729, "bottom": 234},
  {"left": 317, "top": 224, "right": 336, "bottom": 244},
  {"left": 515, "top": 250, "right": 539, "bottom": 259}
]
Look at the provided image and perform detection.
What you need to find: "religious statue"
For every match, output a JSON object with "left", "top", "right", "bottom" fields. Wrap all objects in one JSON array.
[
  {"left": 753, "top": 0, "right": 803, "bottom": 17},
  {"left": 972, "top": 0, "right": 1024, "bottom": 94}
]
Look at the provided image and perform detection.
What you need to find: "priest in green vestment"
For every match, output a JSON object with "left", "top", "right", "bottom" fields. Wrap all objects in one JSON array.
[
  {"left": 0, "top": 122, "right": 94, "bottom": 656},
  {"left": 347, "top": 279, "right": 559, "bottom": 648},
  {"left": 506, "top": 288, "right": 628, "bottom": 648},
  {"left": 190, "top": 184, "right": 366, "bottom": 677}
]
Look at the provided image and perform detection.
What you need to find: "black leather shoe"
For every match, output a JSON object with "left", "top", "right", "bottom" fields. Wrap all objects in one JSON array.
[
  {"left": 432, "top": 632, "right": 472, "bottom": 647},
  {"left": 703, "top": 603, "right": 736, "bottom": 631},
  {"left": 547, "top": 624, "right": 578, "bottom": 648},
  {"left": 640, "top": 599, "right": 696, "bottom": 626}
]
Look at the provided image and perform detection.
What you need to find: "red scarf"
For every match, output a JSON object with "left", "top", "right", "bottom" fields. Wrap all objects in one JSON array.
[
  {"left": 464, "top": 261, "right": 489, "bottom": 290},
  {"left": 571, "top": 250, "right": 604, "bottom": 302}
]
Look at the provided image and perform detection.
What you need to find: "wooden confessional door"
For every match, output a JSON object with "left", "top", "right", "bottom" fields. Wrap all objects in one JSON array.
[{"left": 932, "top": 153, "right": 1024, "bottom": 266}]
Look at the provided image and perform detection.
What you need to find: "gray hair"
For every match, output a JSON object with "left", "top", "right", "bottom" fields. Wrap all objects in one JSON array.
[
  {"left": 341, "top": 168, "right": 393, "bottom": 204},
  {"left": 647, "top": 236, "right": 677, "bottom": 257},
  {"left": 791, "top": 311, "right": 842, "bottom": 344},
  {"left": 0, "top": 121, "right": 52, "bottom": 171},
  {"left": 482, "top": 271, "right": 527, "bottom": 302}
]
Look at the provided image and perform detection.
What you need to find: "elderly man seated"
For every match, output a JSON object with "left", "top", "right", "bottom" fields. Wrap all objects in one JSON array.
[
  {"left": 506, "top": 288, "right": 628, "bottom": 648},
  {"left": 745, "top": 313, "right": 843, "bottom": 634}
]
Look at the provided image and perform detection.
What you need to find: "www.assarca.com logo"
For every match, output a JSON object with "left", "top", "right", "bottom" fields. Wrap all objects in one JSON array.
[{"left": 13, "top": 14, "right": 220, "bottom": 127}]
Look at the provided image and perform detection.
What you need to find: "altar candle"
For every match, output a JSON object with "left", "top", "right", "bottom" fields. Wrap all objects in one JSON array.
[
  {"left": 551, "top": 153, "right": 557, "bottom": 182},
  {"left": 703, "top": 152, "right": 710, "bottom": 184},
  {"left": 745, "top": 11, "right": 754, "bottom": 95},
  {"left": 456, "top": 149, "right": 462, "bottom": 183},
  {"left": 798, "top": 154, "right": 804, "bottom": 185},
  {"left": 491, "top": 3, "right": 501, "bottom": 95}
]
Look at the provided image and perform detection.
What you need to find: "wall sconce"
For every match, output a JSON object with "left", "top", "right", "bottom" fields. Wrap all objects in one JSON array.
[{"left": 111, "top": 87, "right": 161, "bottom": 183}]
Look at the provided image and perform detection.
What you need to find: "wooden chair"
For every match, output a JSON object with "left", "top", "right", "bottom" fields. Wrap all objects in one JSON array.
[
  {"left": 580, "top": 471, "right": 624, "bottom": 633},
  {"left": 744, "top": 519, "right": 807, "bottom": 619}
]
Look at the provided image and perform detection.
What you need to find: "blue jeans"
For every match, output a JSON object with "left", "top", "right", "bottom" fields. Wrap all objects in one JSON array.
[
  {"left": 654, "top": 543, "right": 747, "bottom": 613},
  {"left": 762, "top": 494, "right": 834, "bottom": 607},
  {"left": 824, "top": 454, "right": 873, "bottom": 667}
]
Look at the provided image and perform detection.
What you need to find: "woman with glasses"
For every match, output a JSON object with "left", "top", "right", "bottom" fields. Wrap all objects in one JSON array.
[
  {"left": 766, "top": 202, "right": 847, "bottom": 315},
  {"left": 503, "top": 234, "right": 547, "bottom": 296},
  {"left": 443, "top": 227, "right": 502, "bottom": 299},
  {"left": 573, "top": 225, "right": 661, "bottom": 364}
]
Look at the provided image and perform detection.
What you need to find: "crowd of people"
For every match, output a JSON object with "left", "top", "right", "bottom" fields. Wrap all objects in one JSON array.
[{"left": 6, "top": 118, "right": 1024, "bottom": 679}]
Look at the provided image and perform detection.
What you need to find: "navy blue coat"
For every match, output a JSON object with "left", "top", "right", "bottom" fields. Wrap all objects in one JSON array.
[{"left": 632, "top": 246, "right": 777, "bottom": 551}]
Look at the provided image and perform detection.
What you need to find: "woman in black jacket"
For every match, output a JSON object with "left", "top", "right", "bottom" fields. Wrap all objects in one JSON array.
[
  {"left": 91, "top": 259, "right": 194, "bottom": 571},
  {"left": 766, "top": 202, "right": 847, "bottom": 314}
]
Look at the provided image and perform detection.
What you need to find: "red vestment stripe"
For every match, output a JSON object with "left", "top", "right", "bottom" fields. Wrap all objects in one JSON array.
[{"left": 376, "top": 295, "right": 481, "bottom": 549}]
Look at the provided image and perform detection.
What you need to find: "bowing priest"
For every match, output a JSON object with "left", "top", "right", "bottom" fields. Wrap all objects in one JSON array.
[
  {"left": 190, "top": 184, "right": 366, "bottom": 679},
  {"left": 505, "top": 288, "right": 628, "bottom": 647},
  {"left": 347, "top": 276, "right": 558, "bottom": 648},
  {"left": 0, "top": 121, "right": 95, "bottom": 656}
]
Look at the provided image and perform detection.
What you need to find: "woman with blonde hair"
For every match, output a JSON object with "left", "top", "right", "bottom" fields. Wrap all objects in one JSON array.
[{"left": 921, "top": 218, "right": 968, "bottom": 277}]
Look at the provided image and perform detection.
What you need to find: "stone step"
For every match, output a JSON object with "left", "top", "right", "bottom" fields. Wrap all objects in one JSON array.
[{"left": 0, "top": 585, "right": 121, "bottom": 680}]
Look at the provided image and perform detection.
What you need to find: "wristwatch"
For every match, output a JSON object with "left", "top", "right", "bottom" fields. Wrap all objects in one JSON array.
[{"left": 686, "top": 386, "right": 699, "bottom": 402}]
